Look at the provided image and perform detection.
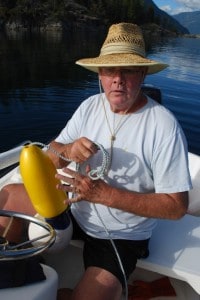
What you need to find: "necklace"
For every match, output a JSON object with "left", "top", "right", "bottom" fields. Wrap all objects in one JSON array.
[
  {"left": 102, "top": 99, "right": 130, "bottom": 141},
  {"left": 101, "top": 96, "right": 131, "bottom": 169},
  {"left": 98, "top": 78, "right": 143, "bottom": 171}
]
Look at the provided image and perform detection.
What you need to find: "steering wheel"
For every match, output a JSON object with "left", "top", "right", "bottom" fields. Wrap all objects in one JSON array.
[{"left": 0, "top": 210, "right": 55, "bottom": 261}]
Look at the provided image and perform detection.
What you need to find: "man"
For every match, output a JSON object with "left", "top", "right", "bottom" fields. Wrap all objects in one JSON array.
[{"left": 0, "top": 23, "right": 192, "bottom": 300}]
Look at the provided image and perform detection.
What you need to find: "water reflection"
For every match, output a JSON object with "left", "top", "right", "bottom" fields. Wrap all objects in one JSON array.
[
  {"left": 150, "top": 37, "right": 200, "bottom": 84},
  {"left": 0, "top": 31, "right": 199, "bottom": 155},
  {"left": 147, "top": 37, "right": 200, "bottom": 154},
  {"left": 0, "top": 29, "right": 104, "bottom": 90}
]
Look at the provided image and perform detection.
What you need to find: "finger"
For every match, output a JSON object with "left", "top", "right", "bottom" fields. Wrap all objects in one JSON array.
[
  {"left": 70, "top": 155, "right": 85, "bottom": 164},
  {"left": 56, "top": 173, "right": 75, "bottom": 186},
  {"left": 56, "top": 167, "right": 78, "bottom": 180},
  {"left": 61, "top": 167, "right": 77, "bottom": 177},
  {"left": 90, "top": 142, "right": 99, "bottom": 153},
  {"left": 64, "top": 195, "right": 81, "bottom": 205},
  {"left": 78, "top": 145, "right": 93, "bottom": 160},
  {"left": 79, "top": 139, "right": 98, "bottom": 158},
  {"left": 56, "top": 183, "right": 74, "bottom": 193}
]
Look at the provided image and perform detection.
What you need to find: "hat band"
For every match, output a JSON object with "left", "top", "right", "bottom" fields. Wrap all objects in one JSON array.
[{"left": 100, "top": 43, "right": 146, "bottom": 58}]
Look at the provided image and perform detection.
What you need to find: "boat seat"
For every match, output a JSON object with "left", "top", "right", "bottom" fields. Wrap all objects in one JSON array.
[
  {"left": 0, "top": 264, "right": 58, "bottom": 300},
  {"left": 137, "top": 214, "right": 200, "bottom": 295},
  {"left": 187, "top": 152, "right": 200, "bottom": 216}
]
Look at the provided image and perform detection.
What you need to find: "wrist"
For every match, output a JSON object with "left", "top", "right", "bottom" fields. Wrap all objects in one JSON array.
[{"left": 65, "top": 143, "right": 73, "bottom": 161}]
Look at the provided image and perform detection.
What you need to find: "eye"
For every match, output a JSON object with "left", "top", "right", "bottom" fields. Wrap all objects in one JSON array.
[
  {"left": 101, "top": 68, "right": 142, "bottom": 76},
  {"left": 123, "top": 69, "right": 140, "bottom": 75},
  {"left": 104, "top": 68, "right": 115, "bottom": 75}
]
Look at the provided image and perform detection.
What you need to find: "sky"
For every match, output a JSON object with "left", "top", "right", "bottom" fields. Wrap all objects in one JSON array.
[{"left": 153, "top": 0, "right": 200, "bottom": 15}]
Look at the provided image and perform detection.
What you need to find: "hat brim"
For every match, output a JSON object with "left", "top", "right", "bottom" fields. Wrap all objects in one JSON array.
[{"left": 76, "top": 53, "right": 168, "bottom": 75}]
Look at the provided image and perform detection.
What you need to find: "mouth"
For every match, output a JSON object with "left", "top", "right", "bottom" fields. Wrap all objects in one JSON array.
[{"left": 112, "top": 90, "right": 125, "bottom": 94}]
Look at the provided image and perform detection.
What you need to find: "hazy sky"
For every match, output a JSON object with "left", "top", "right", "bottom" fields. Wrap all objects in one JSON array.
[{"left": 153, "top": 0, "right": 200, "bottom": 15}]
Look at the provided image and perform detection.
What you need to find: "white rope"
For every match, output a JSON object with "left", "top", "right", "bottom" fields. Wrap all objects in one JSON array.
[{"left": 93, "top": 204, "right": 128, "bottom": 300}]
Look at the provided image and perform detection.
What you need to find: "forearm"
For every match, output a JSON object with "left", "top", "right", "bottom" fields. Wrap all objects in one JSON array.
[
  {"left": 103, "top": 186, "right": 189, "bottom": 220},
  {"left": 56, "top": 167, "right": 189, "bottom": 220}
]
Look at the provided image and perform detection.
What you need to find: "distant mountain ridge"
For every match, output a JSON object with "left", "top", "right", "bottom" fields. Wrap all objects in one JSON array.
[
  {"left": 144, "top": 0, "right": 189, "bottom": 34},
  {"left": 173, "top": 11, "right": 200, "bottom": 34}
]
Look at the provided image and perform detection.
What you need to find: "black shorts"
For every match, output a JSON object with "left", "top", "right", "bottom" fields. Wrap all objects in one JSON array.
[{"left": 69, "top": 212, "right": 149, "bottom": 287}]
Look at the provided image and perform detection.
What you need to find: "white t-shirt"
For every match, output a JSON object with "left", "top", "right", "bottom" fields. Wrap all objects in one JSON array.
[{"left": 55, "top": 93, "right": 192, "bottom": 240}]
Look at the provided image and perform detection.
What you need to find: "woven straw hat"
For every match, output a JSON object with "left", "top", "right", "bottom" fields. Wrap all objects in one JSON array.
[{"left": 76, "top": 23, "right": 168, "bottom": 75}]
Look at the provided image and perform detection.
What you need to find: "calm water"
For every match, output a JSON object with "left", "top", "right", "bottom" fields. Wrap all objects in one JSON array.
[{"left": 0, "top": 31, "right": 200, "bottom": 155}]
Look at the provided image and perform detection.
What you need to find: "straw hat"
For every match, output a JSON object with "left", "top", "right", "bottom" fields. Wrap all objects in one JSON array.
[{"left": 76, "top": 23, "right": 168, "bottom": 75}]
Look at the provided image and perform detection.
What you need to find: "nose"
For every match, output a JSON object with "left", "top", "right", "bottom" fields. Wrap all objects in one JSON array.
[{"left": 112, "top": 70, "right": 125, "bottom": 85}]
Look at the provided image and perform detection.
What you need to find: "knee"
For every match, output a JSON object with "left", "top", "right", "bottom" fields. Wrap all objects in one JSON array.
[
  {"left": 1, "top": 183, "right": 19, "bottom": 198},
  {"left": 1, "top": 183, "right": 19, "bottom": 194},
  {"left": 0, "top": 184, "right": 11, "bottom": 208},
  {"left": 0, "top": 183, "right": 26, "bottom": 210}
]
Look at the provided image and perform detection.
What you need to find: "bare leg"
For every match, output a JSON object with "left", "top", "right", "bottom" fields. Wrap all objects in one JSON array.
[
  {"left": 0, "top": 183, "right": 36, "bottom": 241},
  {"left": 69, "top": 266, "right": 122, "bottom": 300}
]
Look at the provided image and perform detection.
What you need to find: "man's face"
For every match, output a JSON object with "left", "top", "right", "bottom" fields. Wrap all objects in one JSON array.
[{"left": 99, "top": 67, "right": 147, "bottom": 113}]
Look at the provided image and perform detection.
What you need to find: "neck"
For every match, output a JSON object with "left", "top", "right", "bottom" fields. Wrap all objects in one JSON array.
[{"left": 128, "top": 92, "right": 147, "bottom": 113}]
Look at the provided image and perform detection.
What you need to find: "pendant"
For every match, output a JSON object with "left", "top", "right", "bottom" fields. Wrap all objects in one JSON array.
[{"left": 111, "top": 135, "right": 116, "bottom": 141}]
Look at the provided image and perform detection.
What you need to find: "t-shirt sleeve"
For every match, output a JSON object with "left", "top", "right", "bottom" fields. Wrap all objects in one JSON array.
[{"left": 152, "top": 126, "right": 192, "bottom": 193}]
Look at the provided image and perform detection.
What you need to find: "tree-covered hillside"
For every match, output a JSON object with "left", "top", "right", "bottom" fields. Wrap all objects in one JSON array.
[{"left": 0, "top": 0, "right": 188, "bottom": 34}]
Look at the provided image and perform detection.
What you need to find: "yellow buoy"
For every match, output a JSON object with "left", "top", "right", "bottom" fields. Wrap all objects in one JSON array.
[{"left": 20, "top": 144, "right": 68, "bottom": 218}]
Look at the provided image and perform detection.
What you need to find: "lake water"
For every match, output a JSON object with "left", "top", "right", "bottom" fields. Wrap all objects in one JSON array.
[{"left": 0, "top": 30, "right": 200, "bottom": 155}]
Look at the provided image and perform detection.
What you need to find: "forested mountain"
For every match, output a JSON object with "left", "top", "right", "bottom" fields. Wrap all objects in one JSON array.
[
  {"left": 173, "top": 11, "right": 200, "bottom": 34},
  {"left": 0, "top": 0, "right": 188, "bottom": 34}
]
